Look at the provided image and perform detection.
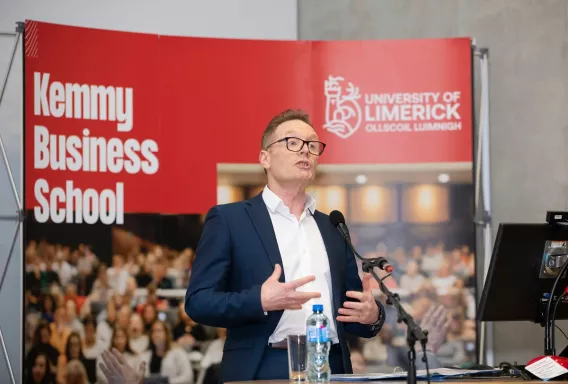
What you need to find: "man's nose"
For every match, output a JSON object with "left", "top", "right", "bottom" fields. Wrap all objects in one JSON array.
[{"left": 299, "top": 142, "right": 310, "bottom": 155}]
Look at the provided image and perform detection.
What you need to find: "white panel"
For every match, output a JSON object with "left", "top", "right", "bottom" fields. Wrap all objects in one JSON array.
[{"left": 0, "top": 0, "right": 298, "bottom": 39}]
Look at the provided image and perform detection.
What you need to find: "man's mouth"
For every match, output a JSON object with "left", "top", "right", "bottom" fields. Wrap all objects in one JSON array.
[{"left": 296, "top": 160, "right": 311, "bottom": 169}]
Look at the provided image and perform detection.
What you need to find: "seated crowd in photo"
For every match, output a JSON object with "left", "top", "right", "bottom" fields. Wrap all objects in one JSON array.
[
  {"left": 24, "top": 239, "right": 221, "bottom": 384},
  {"left": 23, "top": 234, "right": 476, "bottom": 383}
]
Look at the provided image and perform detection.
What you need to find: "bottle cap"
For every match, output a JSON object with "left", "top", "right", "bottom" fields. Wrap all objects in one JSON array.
[{"left": 313, "top": 304, "right": 323, "bottom": 312}]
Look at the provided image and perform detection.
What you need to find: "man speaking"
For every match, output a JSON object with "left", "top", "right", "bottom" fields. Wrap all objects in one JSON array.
[{"left": 185, "top": 109, "right": 385, "bottom": 382}]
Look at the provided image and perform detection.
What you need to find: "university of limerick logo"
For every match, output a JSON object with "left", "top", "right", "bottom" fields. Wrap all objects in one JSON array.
[{"left": 324, "top": 75, "right": 362, "bottom": 139}]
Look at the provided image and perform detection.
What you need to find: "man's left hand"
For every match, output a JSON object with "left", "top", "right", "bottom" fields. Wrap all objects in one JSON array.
[{"left": 337, "top": 273, "right": 379, "bottom": 325}]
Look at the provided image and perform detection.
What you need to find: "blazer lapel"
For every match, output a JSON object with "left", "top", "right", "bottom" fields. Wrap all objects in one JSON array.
[
  {"left": 313, "top": 211, "right": 343, "bottom": 316},
  {"left": 245, "top": 193, "right": 285, "bottom": 282}
]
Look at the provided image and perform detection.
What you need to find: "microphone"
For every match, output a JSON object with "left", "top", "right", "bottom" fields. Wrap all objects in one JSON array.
[
  {"left": 329, "top": 210, "right": 394, "bottom": 273},
  {"left": 330, "top": 210, "right": 352, "bottom": 242}
]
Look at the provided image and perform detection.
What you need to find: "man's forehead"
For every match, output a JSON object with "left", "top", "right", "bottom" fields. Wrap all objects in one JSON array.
[{"left": 278, "top": 120, "right": 318, "bottom": 138}]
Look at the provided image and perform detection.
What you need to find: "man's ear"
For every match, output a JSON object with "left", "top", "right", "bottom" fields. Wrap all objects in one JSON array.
[{"left": 259, "top": 150, "right": 269, "bottom": 171}]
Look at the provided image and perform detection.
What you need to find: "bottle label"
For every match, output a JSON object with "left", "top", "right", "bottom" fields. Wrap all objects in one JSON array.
[{"left": 307, "top": 325, "right": 329, "bottom": 342}]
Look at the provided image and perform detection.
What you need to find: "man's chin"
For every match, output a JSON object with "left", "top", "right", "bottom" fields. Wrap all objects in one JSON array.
[
  {"left": 280, "top": 174, "right": 314, "bottom": 187},
  {"left": 296, "top": 171, "right": 314, "bottom": 181}
]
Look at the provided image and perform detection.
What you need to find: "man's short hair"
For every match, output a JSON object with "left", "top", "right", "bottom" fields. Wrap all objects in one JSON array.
[{"left": 261, "top": 109, "right": 313, "bottom": 150}]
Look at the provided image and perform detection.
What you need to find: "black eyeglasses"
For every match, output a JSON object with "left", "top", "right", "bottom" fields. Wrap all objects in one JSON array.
[{"left": 265, "top": 137, "right": 326, "bottom": 156}]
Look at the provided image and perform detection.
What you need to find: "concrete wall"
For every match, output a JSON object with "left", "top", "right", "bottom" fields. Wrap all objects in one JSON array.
[
  {"left": 298, "top": 0, "right": 568, "bottom": 365},
  {"left": 0, "top": 0, "right": 297, "bottom": 381}
]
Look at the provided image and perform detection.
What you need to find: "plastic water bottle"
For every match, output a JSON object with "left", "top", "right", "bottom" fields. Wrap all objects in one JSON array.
[{"left": 306, "top": 304, "right": 331, "bottom": 382}]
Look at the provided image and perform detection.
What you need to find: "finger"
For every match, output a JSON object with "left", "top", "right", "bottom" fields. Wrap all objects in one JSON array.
[
  {"left": 433, "top": 306, "right": 447, "bottom": 325},
  {"left": 138, "top": 361, "right": 147, "bottom": 378},
  {"left": 101, "top": 350, "right": 120, "bottom": 374},
  {"left": 101, "top": 351, "right": 115, "bottom": 372},
  {"left": 362, "top": 273, "right": 372, "bottom": 293},
  {"left": 343, "top": 301, "right": 363, "bottom": 310},
  {"left": 338, "top": 308, "right": 359, "bottom": 317},
  {"left": 429, "top": 304, "right": 443, "bottom": 316},
  {"left": 337, "top": 315, "right": 360, "bottom": 323},
  {"left": 291, "top": 291, "right": 321, "bottom": 302},
  {"left": 270, "top": 264, "right": 282, "bottom": 281},
  {"left": 288, "top": 275, "right": 316, "bottom": 289},
  {"left": 101, "top": 350, "right": 118, "bottom": 372},
  {"left": 346, "top": 291, "right": 364, "bottom": 301},
  {"left": 111, "top": 347, "right": 127, "bottom": 365},
  {"left": 99, "top": 362, "right": 112, "bottom": 377},
  {"left": 421, "top": 306, "right": 439, "bottom": 327},
  {"left": 422, "top": 305, "right": 436, "bottom": 321},
  {"left": 285, "top": 304, "right": 303, "bottom": 310}
]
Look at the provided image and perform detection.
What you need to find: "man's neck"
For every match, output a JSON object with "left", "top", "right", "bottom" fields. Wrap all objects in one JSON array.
[{"left": 267, "top": 180, "right": 307, "bottom": 219}]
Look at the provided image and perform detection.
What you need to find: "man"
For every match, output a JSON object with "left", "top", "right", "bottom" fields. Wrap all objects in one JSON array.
[{"left": 185, "top": 109, "right": 385, "bottom": 382}]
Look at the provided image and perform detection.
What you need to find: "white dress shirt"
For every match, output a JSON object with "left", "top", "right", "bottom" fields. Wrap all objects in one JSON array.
[{"left": 263, "top": 186, "right": 339, "bottom": 344}]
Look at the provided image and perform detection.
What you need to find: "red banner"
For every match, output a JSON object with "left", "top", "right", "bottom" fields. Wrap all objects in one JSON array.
[{"left": 24, "top": 20, "right": 472, "bottom": 221}]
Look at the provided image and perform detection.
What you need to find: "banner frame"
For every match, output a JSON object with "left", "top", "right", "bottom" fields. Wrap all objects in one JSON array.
[
  {"left": 0, "top": 20, "right": 24, "bottom": 384},
  {"left": 20, "top": 23, "right": 484, "bottom": 373},
  {"left": 472, "top": 43, "right": 493, "bottom": 367}
]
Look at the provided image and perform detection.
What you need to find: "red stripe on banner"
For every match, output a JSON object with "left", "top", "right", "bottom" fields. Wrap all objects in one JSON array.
[{"left": 25, "top": 20, "right": 39, "bottom": 58}]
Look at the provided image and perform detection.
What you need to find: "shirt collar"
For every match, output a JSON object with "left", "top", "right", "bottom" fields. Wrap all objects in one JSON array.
[{"left": 262, "top": 185, "right": 316, "bottom": 215}]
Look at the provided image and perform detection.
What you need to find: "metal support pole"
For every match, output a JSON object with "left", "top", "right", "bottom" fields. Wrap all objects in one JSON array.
[
  {"left": 0, "top": 215, "right": 20, "bottom": 221},
  {"left": 0, "top": 22, "right": 24, "bottom": 384},
  {"left": 0, "top": 28, "right": 21, "bottom": 109},
  {"left": 0, "top": 221, "right": 22, "bottom": 383},
  {"left": 0, "top": 24, "right": 22, "bottom": 212},
  {"left": 0, "top": 220, "right": 23, "bottom": 384},
  {"left": 0, "top": 327, "right": 16, "bottom": 384},
  {"left": 0, "top": 223, "right": 21, "bottom": 296},
  {"left": 0, "top": 135, "right": 21, "bottom": 210},
  {"left": 473, "top": 45, "right": 493, "bottom": 367}
]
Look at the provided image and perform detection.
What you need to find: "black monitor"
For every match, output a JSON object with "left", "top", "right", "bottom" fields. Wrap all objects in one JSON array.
[{"left": 478, "top": 223, "right": 568, "bottom": 323}]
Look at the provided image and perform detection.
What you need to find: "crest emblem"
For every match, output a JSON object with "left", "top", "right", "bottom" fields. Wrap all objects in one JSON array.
[{"left": 323, "top": 75, "right": 362, "bottom": 139}]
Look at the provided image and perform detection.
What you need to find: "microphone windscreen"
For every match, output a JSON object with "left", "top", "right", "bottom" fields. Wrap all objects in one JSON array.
[{"left": 329, "top": 210, "right": 346, "bottom": 227}]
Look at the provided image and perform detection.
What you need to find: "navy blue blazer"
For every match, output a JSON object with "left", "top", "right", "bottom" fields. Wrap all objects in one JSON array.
[{"left": 185, "top": 193, "right": 385, "bottom": 382}]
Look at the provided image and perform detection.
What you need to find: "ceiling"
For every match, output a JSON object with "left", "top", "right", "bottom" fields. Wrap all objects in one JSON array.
[{"left": 217, "top": 162, "right": 473, "bottom": 186}]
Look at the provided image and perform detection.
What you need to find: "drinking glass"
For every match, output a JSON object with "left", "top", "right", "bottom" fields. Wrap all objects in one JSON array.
[{"left": 287, "top": 334, "right": 307, "bottom": 382}]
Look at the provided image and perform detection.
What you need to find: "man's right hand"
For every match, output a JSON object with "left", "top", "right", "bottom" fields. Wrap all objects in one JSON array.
[{"left": 261, "top": 264, "right": 321, "bottom": 312}]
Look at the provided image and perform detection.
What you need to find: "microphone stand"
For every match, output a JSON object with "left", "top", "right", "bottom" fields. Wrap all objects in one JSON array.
[
  {"left": 361, "top": 258, "right": 429, "bottom": 384},
  {"left": 334, "top": 223, "right": 429, "bottom": 384}
]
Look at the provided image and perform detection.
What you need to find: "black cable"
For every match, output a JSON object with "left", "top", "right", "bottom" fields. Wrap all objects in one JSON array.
[
  {"left": 420, "top": 341, "right": 431, "bottom": 384},
  {"left": 545, "top": 259, "right": 568, "bottom": 355},
  {"left": 555, "top": 324, "right": 568, "bottom": 342},
  {"left": 499, "top": 361, "right": 532, "bottom": 380},
  {"left": 552, "top": 291, "right": 567, "bottom": 348},
  {"left": 381, "top": 273, "right": 392, "bottom": 282}
]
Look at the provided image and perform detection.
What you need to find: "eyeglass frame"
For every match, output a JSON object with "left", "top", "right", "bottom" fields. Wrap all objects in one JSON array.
[{"left": 264, "top": 136, "right": 327, "bottom": 156}]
